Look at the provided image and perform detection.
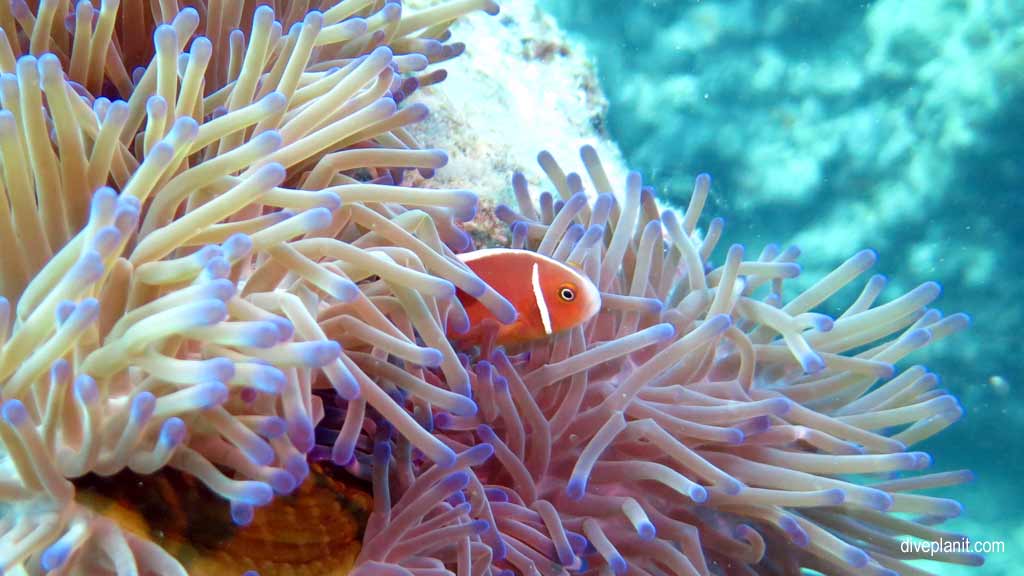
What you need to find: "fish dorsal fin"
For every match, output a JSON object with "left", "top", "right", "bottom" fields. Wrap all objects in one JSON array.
[
  {"left": 456, "top": 248, "right": 520, "bottom": 264},
  {"left": 459, "top": 248, "right": 585, "bottom": 277}
]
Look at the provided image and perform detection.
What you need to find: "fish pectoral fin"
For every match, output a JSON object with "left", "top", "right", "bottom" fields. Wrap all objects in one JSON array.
[
  {"left": 452, "top": 318, "right": 502, "bottom": 344},
  {"left": 451, "top": 319, "right": 504, "bottom": 358}
]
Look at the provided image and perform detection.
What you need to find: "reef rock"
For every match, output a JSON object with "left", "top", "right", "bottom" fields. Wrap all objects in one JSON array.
[{"left": 406, "top": 0, "right": 628, "bottom": 206}]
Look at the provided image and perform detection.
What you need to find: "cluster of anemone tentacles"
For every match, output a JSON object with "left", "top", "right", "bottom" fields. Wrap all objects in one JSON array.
[
  {"left": 0, "top": 0, "right": 982, "bottom": 575},
  {"left": 350, "top": 149, "right": 983, "bottom": 576},
  {"left": 0, "top": 0, "right": 504, "bottom": 573}
]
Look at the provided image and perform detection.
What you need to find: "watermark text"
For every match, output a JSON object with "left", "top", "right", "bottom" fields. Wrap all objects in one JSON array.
[{"left": 900, "top": 537, "right": 1004, "bottom": 556}]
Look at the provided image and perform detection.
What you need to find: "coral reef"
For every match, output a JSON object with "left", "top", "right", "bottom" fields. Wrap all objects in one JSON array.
[
  {"left": 0, "top": 0, "right": 984, "bottom": 575},
  {"left": 406, "top": 0, "right": 627, "bottom": 206}
]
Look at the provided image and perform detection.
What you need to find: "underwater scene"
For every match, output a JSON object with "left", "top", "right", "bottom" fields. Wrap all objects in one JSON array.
[{"left": 0, "top": 0, "right": 1019, "bottom": 575}]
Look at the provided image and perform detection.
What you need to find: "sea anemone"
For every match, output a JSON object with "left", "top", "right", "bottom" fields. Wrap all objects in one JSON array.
[
  {"left": 0, "top": 0, "right": 503, "bottom": 573},
  {"left": 349, "top": 148, "right": 983, "bottom": 575},
  {"left": 0, "top": 0, "right": 982, "bottom": 575}
]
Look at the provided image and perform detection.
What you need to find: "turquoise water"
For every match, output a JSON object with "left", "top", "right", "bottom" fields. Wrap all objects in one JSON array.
[{"left": 540, "top": 1, "right": 1023, "bottom": 573}]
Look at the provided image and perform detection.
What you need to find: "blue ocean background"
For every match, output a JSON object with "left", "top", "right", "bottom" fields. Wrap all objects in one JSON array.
[{"left": 538, "top": 0, "right": 1023, "bottom": 573}]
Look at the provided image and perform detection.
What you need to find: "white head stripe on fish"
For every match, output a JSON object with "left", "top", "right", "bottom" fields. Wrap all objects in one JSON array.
[{"left": 531, "top": 262, "right": 553, "bottom": 335}]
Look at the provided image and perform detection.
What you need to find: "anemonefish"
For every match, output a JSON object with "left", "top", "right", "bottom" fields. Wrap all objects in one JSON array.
[{"left": 455, "top": 249, "right": 601, "bottom": 346}]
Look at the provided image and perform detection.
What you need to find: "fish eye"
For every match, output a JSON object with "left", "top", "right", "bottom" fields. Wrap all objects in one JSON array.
[{"left": 558, "top": 284, "right": 576, "bottom": 302}]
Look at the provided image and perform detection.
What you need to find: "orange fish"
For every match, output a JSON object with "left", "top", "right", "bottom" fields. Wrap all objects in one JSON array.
[{"left": 455, "top": 249, "right": 601, "bottom": 346}]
